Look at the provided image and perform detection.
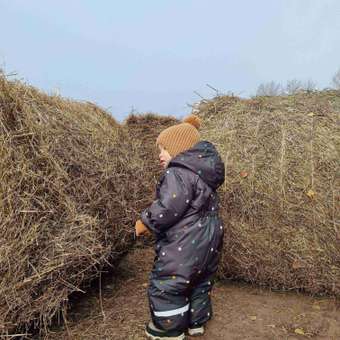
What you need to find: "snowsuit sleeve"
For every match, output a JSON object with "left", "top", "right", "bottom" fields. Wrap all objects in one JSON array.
[{"left": 141, "top": 168, "right": 194, "bottom": 235}]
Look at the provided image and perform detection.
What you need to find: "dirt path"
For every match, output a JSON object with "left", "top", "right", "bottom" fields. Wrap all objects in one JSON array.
[{"left": 47, "top": 247, "right": 340, "bottom": 340}]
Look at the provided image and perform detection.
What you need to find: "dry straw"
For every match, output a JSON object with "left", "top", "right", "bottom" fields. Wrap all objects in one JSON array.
[
  {"left": 124, "top": 112, "right": 180, "bottom": 190},
  {"left": 196, "top": 91, "right": 340, "bottom": 296},
  {"left": 124, "top": 113, "right": 180, "bottom": 246},
  {"left": 0, "top": 72, "right": 145, "bottom": 335}
]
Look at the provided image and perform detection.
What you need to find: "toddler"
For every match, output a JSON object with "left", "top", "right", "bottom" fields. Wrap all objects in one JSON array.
[{"left": 135, "top": 114, "right": 225, "bottom": 339}]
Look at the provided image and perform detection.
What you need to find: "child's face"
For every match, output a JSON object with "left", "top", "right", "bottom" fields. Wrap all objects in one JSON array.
[{"left": 158, "top": 144, "right": 172, "bottom": 169}]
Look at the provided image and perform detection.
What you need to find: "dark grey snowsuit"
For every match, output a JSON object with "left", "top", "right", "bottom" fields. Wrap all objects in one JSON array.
[{"left": 141, "top": 140, "right": 225, "bottom": 332}]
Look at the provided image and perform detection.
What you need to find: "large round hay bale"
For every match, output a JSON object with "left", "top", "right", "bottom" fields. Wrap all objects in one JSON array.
[
  {"left": 0, "top": 73, "right": 144, "bottom": 334},
  {"left": 124, "top": 112, "right": 180, "bottom": 182},
  {"left": 195, "top": 91, "right": 340, "bottom": 296},
  {"left": 124, "top": 113, "right": 180, "bottom": 246}
]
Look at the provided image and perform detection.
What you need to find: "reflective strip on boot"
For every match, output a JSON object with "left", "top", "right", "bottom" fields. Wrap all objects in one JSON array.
[{"left": 188, "top": 325, "right": 204, "bottom": 336}]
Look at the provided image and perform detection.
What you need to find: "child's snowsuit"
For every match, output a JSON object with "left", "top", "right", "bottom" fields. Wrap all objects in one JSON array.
[{"left": 141, "top": 140, "right": 225, "bottom": 332}]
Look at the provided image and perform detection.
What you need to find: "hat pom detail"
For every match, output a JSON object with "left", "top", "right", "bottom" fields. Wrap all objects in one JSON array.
[{"left": 182, "top": 114, "right": 201, "bottom": 130}]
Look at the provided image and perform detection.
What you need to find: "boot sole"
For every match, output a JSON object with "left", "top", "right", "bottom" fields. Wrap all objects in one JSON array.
[
  {"left": 187, "top": 327, "right": 204, "bottom": 336},
  {"left": 188, "top": 332, "right": 204, "bottom": 338},
  {"left": 145, "top": 330, "right": 186, "bottom": 340}
]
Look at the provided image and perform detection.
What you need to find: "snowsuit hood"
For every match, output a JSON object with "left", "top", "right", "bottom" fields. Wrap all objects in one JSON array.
[{"left": 168, "top": 140, "right": 225, "bottom": 191}]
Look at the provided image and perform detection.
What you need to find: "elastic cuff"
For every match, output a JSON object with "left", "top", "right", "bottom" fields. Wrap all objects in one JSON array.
[{"left": 141, "top": 211, "right": 157, "bottom": 234}]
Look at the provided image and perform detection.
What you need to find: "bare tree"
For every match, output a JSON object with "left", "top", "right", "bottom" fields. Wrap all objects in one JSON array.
[
  {"left": 332, "top": 69, "right": 340, "bottom": 89},
  {"left": 285, "top": 79, "right": 317, "bottom": 94},
  {"left": 303, "top": 79, "right": 317, "bottom": 92},
  {"left": 256, "top": 81, "right": 282, "bottom": 96},
  {"left": 286, "top": 79, "right": 303, "bottom": 95}
]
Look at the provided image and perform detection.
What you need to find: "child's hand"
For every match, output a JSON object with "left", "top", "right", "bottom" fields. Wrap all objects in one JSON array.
[{"left": 135, "top": 219, "right": 151, "bottom": 236}]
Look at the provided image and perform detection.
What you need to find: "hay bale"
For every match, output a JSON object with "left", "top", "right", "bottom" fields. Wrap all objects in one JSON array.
[
  {"left": 0, "top": 73, "right": 144, "bottom": 334},
  {"left": 124, "top": 113, "right": 180, "bottom": 246},
  {"left": 124, "top": 112, "right": 180, "bottom": 180},
  {"left": 196, "top": 91, "right": 340, "bottom": 296}
]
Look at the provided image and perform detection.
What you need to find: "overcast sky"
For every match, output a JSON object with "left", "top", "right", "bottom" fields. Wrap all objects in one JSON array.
[{"left": 1, "top": 0, "right": 339, "bottom": 122}]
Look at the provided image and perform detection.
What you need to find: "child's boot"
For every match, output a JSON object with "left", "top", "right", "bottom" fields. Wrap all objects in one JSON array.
[
  {"left": 187, "top": 324, "right": 205, "bottom": 336},
  {"left": 145, "top": 320, "right": 186, "bottom": 340}
]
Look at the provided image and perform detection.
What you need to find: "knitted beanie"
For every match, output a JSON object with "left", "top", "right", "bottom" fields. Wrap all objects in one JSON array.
[{"left": 156, "top": 114, "right": 201, "bottom": 157}]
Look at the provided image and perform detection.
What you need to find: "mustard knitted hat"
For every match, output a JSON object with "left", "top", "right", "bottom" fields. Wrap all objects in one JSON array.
[{"left": 156, "top": 114, "right": 201, "bottom": 157}]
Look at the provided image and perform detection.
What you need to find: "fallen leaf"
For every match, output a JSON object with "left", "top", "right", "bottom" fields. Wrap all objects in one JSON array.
[
  {"left": 292, "top": 259, "right": 304, "bottom": 269},
  {"left": 306, "top": 189, "right": 315, "bottom": 199},
  {"left": 312, "top": 304, "right": 321, "bottom": 310},
  {"left": 240, "top": 170, "right": 248, "bottom": 178},
  {"left": 294, "top": 328, "right": 305, "bottom": 335},
  {"left": 307, "top": 112, "right": 315, "bottom": 117}
]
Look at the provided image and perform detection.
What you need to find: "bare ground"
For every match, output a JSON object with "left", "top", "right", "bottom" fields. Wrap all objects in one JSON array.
[{"left": 47, "top": 246, "right": 340, "bottom": 340}]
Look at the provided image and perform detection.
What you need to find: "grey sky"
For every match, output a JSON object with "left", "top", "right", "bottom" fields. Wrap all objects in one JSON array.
[{"left": 1, "top": 0, "right": 339, "bottom": 122}]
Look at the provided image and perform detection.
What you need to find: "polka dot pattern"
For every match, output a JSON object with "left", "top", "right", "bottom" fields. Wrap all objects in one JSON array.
[{"left": 145, "top": 141, "right": 224, "bottom": 328}]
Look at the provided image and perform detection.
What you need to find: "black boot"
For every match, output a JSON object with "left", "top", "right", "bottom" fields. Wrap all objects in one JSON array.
[{"left": 145, "top": 320, "right": 186, "bottom": 340}]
